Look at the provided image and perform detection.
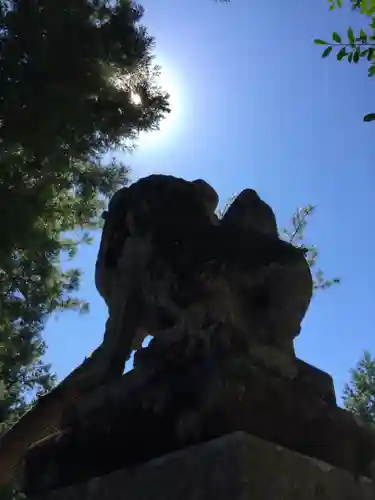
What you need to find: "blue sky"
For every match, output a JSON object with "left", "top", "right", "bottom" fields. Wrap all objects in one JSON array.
[{"left": 43, "top": 0, "right": 375, "bottom": 404}]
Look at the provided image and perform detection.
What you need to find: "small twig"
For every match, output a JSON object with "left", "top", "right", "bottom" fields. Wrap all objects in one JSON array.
[
  {"left": 289, "top": 207, "right": 314, "bottom": 245},
  {"left": 329, "top": 42, "right": 375, "bottom": 47}
]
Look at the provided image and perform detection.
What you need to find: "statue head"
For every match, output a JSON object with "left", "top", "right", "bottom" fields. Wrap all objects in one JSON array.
[{"left": 221, "top": 189, "right": 278, "bottom": 238}]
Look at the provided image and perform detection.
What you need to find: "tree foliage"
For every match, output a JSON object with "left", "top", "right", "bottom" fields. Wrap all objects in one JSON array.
[
  {"left": 343, "top": 350, "right": 375, "bottom": 423},
  {"left": 0, "top": 156, "right": 129, "bottom": 431},
  {"left": 0, "top": 0, "right": 170, "bottom": 159},
  {"left": 314, "top": 0, "right": 375, "bottom": 122},
  {"left": 0, "top": 0, "right": 169, "bottom": 252},
  {"left": 0, "top": 0, "right": 169, "bottom": 494}
]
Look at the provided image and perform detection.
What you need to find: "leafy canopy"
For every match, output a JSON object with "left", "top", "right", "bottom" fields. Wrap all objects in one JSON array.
[
  {"left": 314, "top": 0, "right": 375, "bottom": 122},
  {"left": 343, "top": 350, "right": 375, "bottom": 423},
  {"left": 0, "top": 1, "right": 169, "bottom": 494},
  {"left": 0, "top": 0, "right": 170, "bottom": 159}
]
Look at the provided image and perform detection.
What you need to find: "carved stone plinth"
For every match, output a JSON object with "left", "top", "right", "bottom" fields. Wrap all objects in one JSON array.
[
  {"left": 23, "top": 348, "right": 375, "bottom": 495},
  {"left": 27, "top": 432, "right": 373, "bottom": 500}
]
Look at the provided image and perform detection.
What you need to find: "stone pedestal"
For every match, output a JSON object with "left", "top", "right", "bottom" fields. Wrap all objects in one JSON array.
[
  {"left": 23, "top": 353, "right": 375, "bottom": 495},
  {"left": 30, "top": 432, "right": 373, "bottom": 500}
]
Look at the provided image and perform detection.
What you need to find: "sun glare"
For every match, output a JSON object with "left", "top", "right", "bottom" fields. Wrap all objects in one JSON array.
[
  {"left": 136, "top": 60, "right": 184, "bottom": 149},
  {"left": 112, "top": 59, "right": 184, "bottom": 150},
  {"left": 130, "top": 91, "right": 142, "bottom": 106}
]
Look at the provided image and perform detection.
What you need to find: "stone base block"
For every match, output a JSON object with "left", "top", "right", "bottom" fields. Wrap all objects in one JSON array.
[
  {"left": 31, "top": 431, "right": 373, "bottom": 500},
  {"left": 24, "top": 355, "right": 375, "bottom": 493}
]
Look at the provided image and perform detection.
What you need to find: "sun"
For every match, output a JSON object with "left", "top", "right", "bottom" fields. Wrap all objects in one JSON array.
[
  {"left": 135, "top": 60, "right": 184, "bottom": 149},
  {"left": 110, "top": 58, "right": 184, "bottom": 150},
  {"left": 130, "top": 91, "right": 142, "bottom": 106}
]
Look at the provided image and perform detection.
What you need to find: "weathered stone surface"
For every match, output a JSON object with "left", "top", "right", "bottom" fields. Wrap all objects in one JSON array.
[
  {"left": 29, "top": 432, "right": 374, "bottom": 500},
  {"left": 92, "top": 174, "right": 313, "bottom": 384},
  {"left": 23, "top": 348, "right": 375, "bottom": 495}
]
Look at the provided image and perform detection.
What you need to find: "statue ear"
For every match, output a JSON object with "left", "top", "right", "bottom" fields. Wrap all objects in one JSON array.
[
  {"left": 191, "top": 179, "right": 219, "bottom": 214},
  {"left": 222, "top": 189, "right": 279, "bottom": 238},
  {"left": 230, "top": 188, "right": 260, "bottom": 206}
]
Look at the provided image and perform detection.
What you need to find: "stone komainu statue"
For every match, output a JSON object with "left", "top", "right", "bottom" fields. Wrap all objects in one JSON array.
[
  {"left": 21, "top": 175, "right": 375, "bottom": 496},
  {"left": 94, "top": 174, "right": 313, "bottom": 379}
]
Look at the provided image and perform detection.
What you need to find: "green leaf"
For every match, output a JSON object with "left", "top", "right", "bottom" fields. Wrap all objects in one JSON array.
[
  {"left": 369, "top": 64, "right": 375, "bottom": 76},
  {"left": 348, "top": 52, "right": 354, "bottom": 62},
  {"left": 348, "top": 27, "right": 355, "bottom": 45},
  {"left": 332, "top": 32, "right": 342, "bottom": 43},
  {"left": 364, "top": 113, "right": 375, "bottom": 122},
  {"left": 314, "top": 39, "right": 328, "bottom": 45},
  {"left": 337, "top": 47, "right": 347, "bottom": 60},
  {"left": 360, "top": 28, "right": 368, "bottom": 42},
  {"left": 362, "top": 0, "right": 375, "bottom": 16},
  {"left": 368, "top": 47, "right": 375, "bottom": 61},
  {"left": 353, "top": 49, "right": 360, "bottom": 63},
  {"left": 322, "top": 46, "right": 333, "bottom": 58}
]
